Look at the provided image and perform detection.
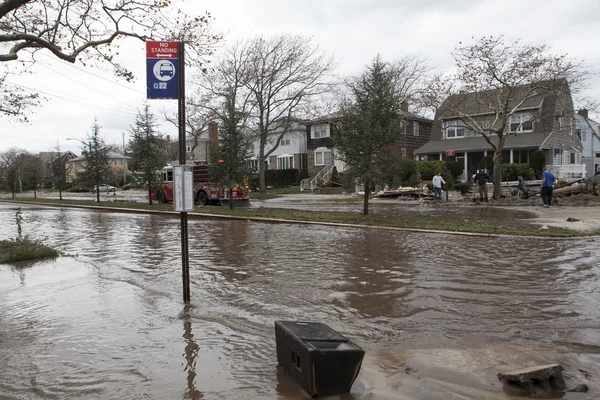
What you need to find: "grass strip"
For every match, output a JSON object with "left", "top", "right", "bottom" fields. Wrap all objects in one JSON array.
[{"left": 2, "top": 197, "right": 598, "bottom": 238}]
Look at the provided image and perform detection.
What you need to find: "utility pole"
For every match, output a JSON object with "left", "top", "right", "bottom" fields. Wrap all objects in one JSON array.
[{"left": 122, "top": 132, "right": 127, "bottom": 185}]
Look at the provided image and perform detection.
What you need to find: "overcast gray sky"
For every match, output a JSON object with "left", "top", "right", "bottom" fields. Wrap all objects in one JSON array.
[{"left": 1, "top": 0, "right": 599, "bottom": 154}]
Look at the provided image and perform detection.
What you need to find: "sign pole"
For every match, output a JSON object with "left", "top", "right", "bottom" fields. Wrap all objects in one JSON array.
[{"left": 178, "top": 41, "right": 191, "bottom": 303}]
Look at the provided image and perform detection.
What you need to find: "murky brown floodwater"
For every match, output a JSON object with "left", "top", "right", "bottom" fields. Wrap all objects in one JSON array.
[{"left": 0, "top": 203, "right": 598, "bottom": 399}]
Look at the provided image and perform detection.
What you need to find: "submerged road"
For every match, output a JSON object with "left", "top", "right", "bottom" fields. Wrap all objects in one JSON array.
[{"left": 0, "top": 203, "right": 598, "bottom": 399}]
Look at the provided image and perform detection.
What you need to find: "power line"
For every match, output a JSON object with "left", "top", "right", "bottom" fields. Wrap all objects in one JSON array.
[
  {"left": 36, "top": 61, "right": 140, "bottom": 112},
  {"left": 36, "top": 53, "right": 146, "bottom": 95},
  {"left": 5, "top": 80, "right": 138, "bottom": 118}
]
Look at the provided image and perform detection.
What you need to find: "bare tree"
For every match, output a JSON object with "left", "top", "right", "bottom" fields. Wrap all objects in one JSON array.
[
  {"left": 0, "top": 0, "right": 221, "bottom": 118},
  {"left": 422, "top": 36, "right": 588, "bottom": 199},
  {"left": 197, "top": 35, "right": 335, "bottom": 193},
  {"left": 162, "top": 100, "right": 213, "bottom": 162}
]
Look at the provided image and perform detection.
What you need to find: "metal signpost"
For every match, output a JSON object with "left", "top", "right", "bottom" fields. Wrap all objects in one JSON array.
[{"left": 147, "top": 41, "right": 191, "bottom": 302}]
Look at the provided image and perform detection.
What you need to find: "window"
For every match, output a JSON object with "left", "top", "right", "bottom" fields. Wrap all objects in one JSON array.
[
  {"left": 570, "top": 152, "right": 576, "bottom": 164},
  {"left": 509, "top": 113, "right": 534, "bottom": 132},
  {"left": 399, "top": 119, "right": 407, "bottom": 135},
  {"left": 247, "top": 159, "right": 259, "bottom": 172},
  {"left": 186, "top": 144, "right": 192, "bottom": 152},
  {"left": 576, "top": 129, "right": 582, "bottom": 141},
  {"left": 314, "top": 147, "right": 331, "bottom": 166},
  {"left": 114, "top": 159, "right": 123, "bottom": 166},
  {"left": 311, "top": 124, "right": 330, "bottom": 139},
  {"left": 277, "top": 155, "right": 294, "bottom": 170},
  {"left": 445, "top": 120, "right": 465, "bottom": 139},
  {"left": 280, "top": 138, "right": 291, "bottom": 146},
  {"left": 413, "top": 121, "right": 420, "bottom": 137},
  {"left": 401, "top": 148, "right": 407, "bottom": 158}
]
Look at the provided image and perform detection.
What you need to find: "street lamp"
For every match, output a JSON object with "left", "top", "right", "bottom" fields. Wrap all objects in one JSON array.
[{"left": 66, "top": 137, "right": 99, "bottom": 202}]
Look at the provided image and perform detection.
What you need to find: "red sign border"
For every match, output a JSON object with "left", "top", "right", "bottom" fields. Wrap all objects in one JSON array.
[{"left": 146, "top": 41, "right": 178, "bottom": 59}]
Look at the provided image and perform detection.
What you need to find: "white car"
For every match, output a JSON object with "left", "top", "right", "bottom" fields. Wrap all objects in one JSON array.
[{"left": 92, "top": 184, "right": 116, "bottom": 193}]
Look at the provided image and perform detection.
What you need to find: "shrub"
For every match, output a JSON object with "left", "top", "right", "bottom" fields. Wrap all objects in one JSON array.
[
  {"left": 501, "top": 163, "right": 535, "bottom": 181},
  {"left": 395, "top": 159, "right": 417, "bottom": 185},
  {"left": 454, "top": 182, "right": 470, "bottom": 194},
  {"left": 530, "top": 150, "right": 546, "bottom": 178},
  {"left": 417, "top": 161, "right": 452, "bottom": 188},
  {"left": 446, "top": 161, "right": 464, "bottom": 181},
  {"left": 480, "top": 155, "right": 494, "bottom": 171}
]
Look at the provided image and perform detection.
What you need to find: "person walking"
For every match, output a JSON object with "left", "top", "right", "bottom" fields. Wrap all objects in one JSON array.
[
  {"left": 540, "top": 167, "right": 556, "bottom": 207},
  {"left": 474, "top": 169, "right": 491, "bottom": 202},
  {"left": 432, "top": 172, "right": 446, "bottom": 201}
]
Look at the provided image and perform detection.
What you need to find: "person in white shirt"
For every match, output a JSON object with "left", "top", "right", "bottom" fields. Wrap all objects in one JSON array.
[{"left": 432, "top": 172, "right": 446, "bottom": 201}]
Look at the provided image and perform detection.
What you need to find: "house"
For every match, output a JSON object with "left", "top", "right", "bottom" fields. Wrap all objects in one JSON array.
[
  {"left": 65, "top": 152, "right": 130, "bottom": 184},
  {"left": 574, "top": 109, "right": 600, "bottom": 178},
  {"left": 38, "top": 151, "right": 77, "bottom": 187},
  {"left": 305, "top": 104, "right": 434, "bottom": 178},
  {"left": 415, "top": 80, "right": 584, "bottom": 181},
  {"left": 248, "top": 118, "right": 308, "bottom": 172}
]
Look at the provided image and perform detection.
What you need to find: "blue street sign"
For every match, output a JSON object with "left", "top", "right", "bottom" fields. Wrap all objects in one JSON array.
[{"left": 146, "top": 58, "right": 178, "bottom": 99}]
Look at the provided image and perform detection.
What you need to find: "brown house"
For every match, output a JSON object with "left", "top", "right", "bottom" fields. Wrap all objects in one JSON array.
[{"left": 305, "top": 105, "right": 434, "bottom": 178}]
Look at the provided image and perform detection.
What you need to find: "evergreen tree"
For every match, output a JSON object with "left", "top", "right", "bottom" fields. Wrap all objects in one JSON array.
[
  {"left": 128, "top": 103, "right": 166, "bottom": 205},
  {"left": 212, "top": 95, "right": 254, "bottom": 209},
  {"left": 77, "top": 119, "right": 112, "bottom": 202},
  {"left": 336, "top": 56, "right": 404, "bottom": 215}
]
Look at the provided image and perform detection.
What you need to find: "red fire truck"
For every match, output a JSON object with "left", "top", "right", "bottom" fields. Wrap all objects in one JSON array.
[{"left": 151, "top": 162, "right": 250, "bottom": 206}]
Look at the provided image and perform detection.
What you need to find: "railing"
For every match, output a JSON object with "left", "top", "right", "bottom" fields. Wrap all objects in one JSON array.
[
  {"left": 300, "top": 164, "right": 335, "bottom": 192},
  {"left": 548, "top": 164, "right": 586, "bottom": 179}
]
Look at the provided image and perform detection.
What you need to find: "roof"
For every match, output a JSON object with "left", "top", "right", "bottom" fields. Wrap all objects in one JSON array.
[
  {"left": 438, "top": 79, "right": 568, "bottom": 119},
  {"left": 69, "top": 152, "right": 131, "bottom": 162},
  {"left": 415, "top": 133, "right": 547, "bottom": 154},
  {"left": 304, "top": 111, "right": 433, "bottom": 126}
]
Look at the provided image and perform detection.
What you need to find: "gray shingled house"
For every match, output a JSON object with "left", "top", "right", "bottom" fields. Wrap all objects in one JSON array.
[{"left": 415, "top": 80, "right": 583, "bottom": 181}]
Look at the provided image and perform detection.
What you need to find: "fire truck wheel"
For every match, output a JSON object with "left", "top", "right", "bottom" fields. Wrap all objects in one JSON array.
[
  {"left": 157, "top": 191, "right": 167, "bottom": 204},
  {"left": 197, "top": 191, "right": 208, "bottom": 206}
]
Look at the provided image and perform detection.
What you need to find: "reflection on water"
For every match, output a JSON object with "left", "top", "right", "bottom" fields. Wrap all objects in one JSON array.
[{"left": 0, "top": 203, "right": 598, "bottom": 399}]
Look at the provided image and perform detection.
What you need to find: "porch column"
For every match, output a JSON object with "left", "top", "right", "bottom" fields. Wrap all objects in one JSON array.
[
  {"left": 439, "top": 153, "right": 443, "bottom": 161},
  {"left": 509, "top": 149, "right": 514, "bottom": 164},
  {"left": 464, "top": 152, "right": 468, "bottom": 181}
]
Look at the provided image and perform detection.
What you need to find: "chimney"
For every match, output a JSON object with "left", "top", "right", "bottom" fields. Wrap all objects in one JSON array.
[
  {"left": 166, "top": 134, "right": 171, "bottom": 142},
  {"left": 400, "top": 101, "right": 409, "bottom": 113},
  {"left": 208, "top": 121, "right": 218, "bottom": 158},
  {"left": 577, "top": 109, "right": 589, "bottom": 119}
]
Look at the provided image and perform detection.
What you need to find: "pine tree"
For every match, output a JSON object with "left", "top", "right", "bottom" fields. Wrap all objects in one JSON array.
[
  {"left": 128, "top": 103, "right": 166, "bottom": 205},
  {"left": 336, "top": 56, "right": 403, "bottom": 215},
  {"left": 77, "top": 119, "right": 112, "bottom": 202}
]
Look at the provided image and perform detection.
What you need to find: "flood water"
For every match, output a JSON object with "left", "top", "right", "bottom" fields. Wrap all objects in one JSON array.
[{"left": 0, "top": 203, "right": 599, "bottom": 399}]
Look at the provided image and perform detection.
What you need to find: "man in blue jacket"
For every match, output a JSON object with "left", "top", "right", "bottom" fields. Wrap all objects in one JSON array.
[{"left": 540, "top": 167, "right": 556, "bottom": 207}]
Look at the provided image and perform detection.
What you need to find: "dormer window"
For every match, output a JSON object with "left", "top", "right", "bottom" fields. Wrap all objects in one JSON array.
[{"left": 510, "top": 113, "right": 534, "bottom": 132}]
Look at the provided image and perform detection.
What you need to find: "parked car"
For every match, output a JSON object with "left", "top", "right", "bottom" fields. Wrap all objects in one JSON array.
[
  {"left": 122, "top": 183, "right": 132, "bottom": 190},
  {"left": 91, "top": 184, "right": 117, "bottom": 193}
]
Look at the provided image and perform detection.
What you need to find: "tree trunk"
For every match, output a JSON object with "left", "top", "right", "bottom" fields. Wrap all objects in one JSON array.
[
  {"left": 96, "top": 184, "right": 100, "bottom": 202},
  {"left": 33, "top": 187, "right": 37, "bottom": 199},
  {"left": 259, "top": 156, "right": 266, "bottom": 194},
  {"left": 59, "top": 188, "right": 63, "bottom": 201},
  {"left": 147, "top": 170, "right": 153, "bottom": 205},
  {"left": 363, "top": 179, "right": 370, "bottom": 215},
  {"left": 229, "top": 187, "right": 234, "bottom": 210},
  {"left": 492, "top": 151, "right": 503, "bottom": 200}
]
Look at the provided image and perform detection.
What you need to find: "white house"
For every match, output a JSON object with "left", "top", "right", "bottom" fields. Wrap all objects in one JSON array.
[
  {"left": 249, "top": 118, "right": 308, "bottom": 171},
  {"left": 574, "top": 109, "right": 600, "bottom": 178}
]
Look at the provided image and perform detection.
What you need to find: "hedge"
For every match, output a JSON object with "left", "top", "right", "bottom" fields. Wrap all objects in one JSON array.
[{"left": 501, "top": 163, "right": 536, "bottom": 181}]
